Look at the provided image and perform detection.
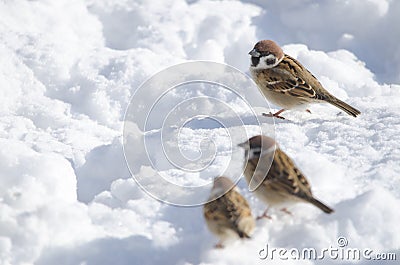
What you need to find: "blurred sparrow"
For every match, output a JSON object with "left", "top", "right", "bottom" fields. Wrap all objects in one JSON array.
[
  {"left": 238, "top": 135, "right": 334, "bottom": 218},
  {"left": 203, "top": 176, "right": 256, "bottom": 248},
  {"left": 249, "top": 40, "right": 361, "bottom": 119}
]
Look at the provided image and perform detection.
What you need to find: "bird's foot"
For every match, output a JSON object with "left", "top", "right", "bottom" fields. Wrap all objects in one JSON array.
[
  {"left": 280, "top": 208, "right": 292, "bottom": 215},
  {"left": 256, "top": 214, "right": 272, "bottom": 220},
  {"left": 257, "top": 208, "right": 272, "bottom": 220},
  {"left": 214, "top": 242, "right": 224, "bottom": 249},
  {"left": 262, "top": 109, "right": 286, "bottom": 120},
  {"left": 306, "top": 109, "right": 312, "bottom": 114}
]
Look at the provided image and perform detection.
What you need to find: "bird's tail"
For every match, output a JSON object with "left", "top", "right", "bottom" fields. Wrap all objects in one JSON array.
[
  {"left": 328, "top": 98, "right": 361, "bottom": 117},
  {"left": 308, "top": 197, "right": 334, "bottom": 214},
  {"left": 238, "top": 231, "right": 251, "bottom": 239}
]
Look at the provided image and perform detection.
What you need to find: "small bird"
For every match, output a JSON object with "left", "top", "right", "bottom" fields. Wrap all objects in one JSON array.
[
  {"left": 249, "top": 40, "right": 361, "bottom": 119},
  {"left": 238, "top": 135, "right": 334, "bottom": 219},
  {"left": 203, "top": 176, "right": 256, "bottom": 248}
]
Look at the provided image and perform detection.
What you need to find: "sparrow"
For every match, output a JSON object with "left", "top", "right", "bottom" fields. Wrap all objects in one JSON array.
[
  {"left": 238, "top": 135, "right": 334, "bottom": 218},
  {"left": 203, "top": 176, "right": 256, "bottom": 248},
  {"left": 249, "top": 40, "right": 361, "bottom": 119}
]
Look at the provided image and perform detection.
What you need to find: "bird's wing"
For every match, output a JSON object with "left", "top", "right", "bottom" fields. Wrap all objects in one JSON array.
[
  {"left": 204, "top": 190, "right": 252, "bottom": 238},
  {"left": 263, "top": 149, "right": 314, "bottom": 200},
  {"left": 264, "top": 55, "right": 329, "bottom": 101}
]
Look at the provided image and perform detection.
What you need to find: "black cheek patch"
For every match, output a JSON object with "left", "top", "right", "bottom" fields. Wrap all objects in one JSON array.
[
  {"left": 253, "top": 151, "right": 261, "bottom": 157},
  {"left": 266, "top": 58, "right": 276, "bottom": 65},
  {"left": 251, "top": 56, "right": 260, "bottom": 67}
]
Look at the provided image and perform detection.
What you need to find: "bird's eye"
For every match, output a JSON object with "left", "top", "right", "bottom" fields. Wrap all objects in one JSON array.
[{"left": 266, "top": 58, "right": 276, "bottom": 65}]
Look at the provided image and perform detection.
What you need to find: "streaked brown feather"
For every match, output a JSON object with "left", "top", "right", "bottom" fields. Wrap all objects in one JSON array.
[
  {"left": 260, "top": 55, "right": 328, "bottom": 101},
  {"left": 204, "top": 189, "right": 253, "bottom": 238},
  {"left": 252, "top": 147, "right": 334, "bottom": 213},
  {"left": 254, "top": 54, "right": 360, "bottom": 117},
  {"left": 263, "top": 148, "right": 313, "bottom": 201}
]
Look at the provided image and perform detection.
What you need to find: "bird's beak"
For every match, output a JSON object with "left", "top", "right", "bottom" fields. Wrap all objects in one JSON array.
[
  {"left": 237, "top": 141, "right": 249, "bottom": 149},
  {"left": 248, "top": 49, "right": 260, "bottom": 57}
]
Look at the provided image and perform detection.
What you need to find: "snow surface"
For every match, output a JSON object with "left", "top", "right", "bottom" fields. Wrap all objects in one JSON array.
[{"left": 0, "top": 0, "right": 399, "bottom": 264}]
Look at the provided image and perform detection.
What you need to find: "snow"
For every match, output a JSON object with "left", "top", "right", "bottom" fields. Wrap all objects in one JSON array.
[{"left": 0, "top": 0, "right": 399, "bottom": 264}]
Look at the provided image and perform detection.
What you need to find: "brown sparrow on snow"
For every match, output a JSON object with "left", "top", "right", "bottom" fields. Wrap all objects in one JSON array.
[
  {"left": 203, "top": 176, "right": 256, "bottom": 248},
  {"left": 249, "top": 40, "right": 361, "bottom": 119},
  {"left": 238, "top": 135, "right": 334, "bottom": 219}
]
